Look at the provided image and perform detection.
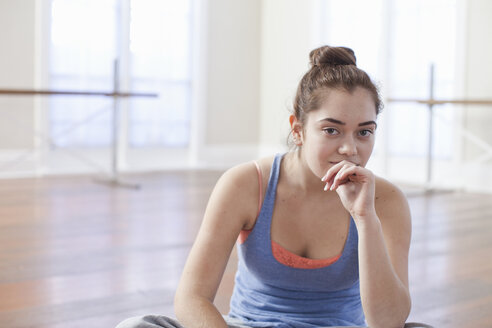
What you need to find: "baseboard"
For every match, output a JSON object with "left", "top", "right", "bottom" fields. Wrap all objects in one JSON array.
[
  {"left": 0, "top": 149, "right": 40, "bottom": 178},
  {"left": 0, "top": 144, "right": 261, "bottom": 178},
  {"left": 372, "top": 156, "right": 492, "bottom": 193},
  {"left": 1, "top": 147, "right": 492, "bottom": 194}
]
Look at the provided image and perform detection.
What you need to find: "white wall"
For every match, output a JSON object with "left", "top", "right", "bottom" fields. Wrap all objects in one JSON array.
[
  {"left": 204, "top": 0, "right": 324, "bottom": 161},
  {"left": 204, "top": 0, "right": 260, "bottom": 145},
  {"left": 0, "top": 0, "right": 36, "bottom": 149},
  {"left": 194, "top": 0, "right": 262, "bottom": 167},
  {"left": 462, "top": 0, "right": 492, "bottom": 160},
  {"left": 259, "top": 0, "right": 322, "bottom": 156},
  {"left": 458, "top": 0, "right": 492, "bottom": 192}
]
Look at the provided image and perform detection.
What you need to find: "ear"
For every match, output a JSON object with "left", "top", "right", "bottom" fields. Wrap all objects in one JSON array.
[{"left": 289, "top": 115, "right": 303, "bottom": 145}]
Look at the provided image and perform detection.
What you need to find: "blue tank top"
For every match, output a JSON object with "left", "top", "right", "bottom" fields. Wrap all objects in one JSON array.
[{"left": 228, "top": 153, "right": 365, "bottom": 327}]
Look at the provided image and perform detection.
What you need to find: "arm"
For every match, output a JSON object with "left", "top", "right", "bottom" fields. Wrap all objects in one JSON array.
[
  {"left": 356, "top": 180, "right": 411, "bottom": 328},
  {"left": 174, "top": 163, "right": 258, "bottom": 328},
  {"left": 323, "top": 162, "right": 411, "bottom": 328}
]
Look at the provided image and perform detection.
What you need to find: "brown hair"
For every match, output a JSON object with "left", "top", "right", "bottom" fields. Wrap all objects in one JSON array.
[{"left": 292, "top": 45, "right": 382, "bottom": 129}]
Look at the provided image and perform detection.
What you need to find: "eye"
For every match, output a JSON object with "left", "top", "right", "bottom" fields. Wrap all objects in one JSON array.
[
  {"left": 322, "top": 127, "right": 339, "bottom": 135},
  {"left": 358, "top": 129, "right": 373, "bottom": 137}
]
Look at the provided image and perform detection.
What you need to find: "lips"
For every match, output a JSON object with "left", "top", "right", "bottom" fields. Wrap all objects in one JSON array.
[{"left": 329, "top": 160, "right": 360, "bottom": 166}]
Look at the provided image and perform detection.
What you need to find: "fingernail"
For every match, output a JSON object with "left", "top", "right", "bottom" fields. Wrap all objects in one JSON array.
[{"left": 324, "top": 183, "right": 328, "bottom": 191}]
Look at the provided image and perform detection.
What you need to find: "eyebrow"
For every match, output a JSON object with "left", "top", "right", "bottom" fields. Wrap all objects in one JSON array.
[
  {"left": 359, "top": 120, "right": 378, "bottom": 128},
  {"left": 318, "top": 118, "right": 378, "bottom": 128}
]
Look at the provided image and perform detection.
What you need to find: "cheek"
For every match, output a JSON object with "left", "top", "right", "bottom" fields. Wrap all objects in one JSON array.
[
  {"left": 307, "top": 141, "right": 336, "bottom": 177},
  {"left": 359, "top": 141, "right": 375, "bottom": 165}
]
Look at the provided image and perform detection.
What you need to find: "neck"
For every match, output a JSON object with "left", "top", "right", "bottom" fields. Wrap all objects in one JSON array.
[{"left": 283, "top": 150, "right": 331, "bottom": 196}]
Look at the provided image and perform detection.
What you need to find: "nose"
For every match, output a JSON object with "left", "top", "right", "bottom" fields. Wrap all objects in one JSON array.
[{"left": 338, "top": 135, "right": 358, "bottom": 156}]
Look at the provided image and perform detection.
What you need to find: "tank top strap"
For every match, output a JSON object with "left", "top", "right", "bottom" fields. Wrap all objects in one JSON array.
[
  {"left": 238, "top": 154, "right": 284, "bottom": 244},
  {"left": 254, "top": 153, "right": 283, "bottom": 229},
  {"left": 264, "top": 153, "right": 283, "bottom": 207},
  {"left": 252, "top": 161, "right": 263, "bottom": 217}
]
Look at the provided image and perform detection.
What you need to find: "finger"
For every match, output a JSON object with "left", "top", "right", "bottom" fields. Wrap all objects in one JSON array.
[
  {"left": 330, "top": 170, "right": 349, "bottom": 190},
  {"left": 321, "top": 162, "right": 344, "bottom": 182},
  {"left": 321, "top": 167, "right": 340, "bottom": 191},
  {"left": 324, "top": 166, "right": 345, "bottom": 191},
  {"left": 321, "top": 160, "right": 354, "bottom": 182},
  {"left": 330, "top": 165, "right": 360, "bottom": 190},
  {"left": 322, "top": 161, "right": 357, "bottom": 191}
]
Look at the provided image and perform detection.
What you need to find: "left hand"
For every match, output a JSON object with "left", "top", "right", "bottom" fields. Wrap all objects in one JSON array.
[{"left": 321, "top": 160, "right": 376, "bottom": 219}]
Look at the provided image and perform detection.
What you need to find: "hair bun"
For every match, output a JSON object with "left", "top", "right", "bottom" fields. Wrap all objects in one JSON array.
[{"left": 309, "top": 46, "right": 357, "bottom": 68}]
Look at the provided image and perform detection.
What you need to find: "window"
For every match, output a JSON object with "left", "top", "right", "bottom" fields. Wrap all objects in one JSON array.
[
  {"left": 50, "top": 0, "right": 117, "bottom": 147},
  {"left": 387, "top": 0, "right": 456, "bottom": 159},
  {"left": 49, "top": 0, "right": 193, "bottom": 148},
  {"left": 319, "top": 0, "right": 457, "bottom": 160},
  {"left": 128, "top": 0, "right": 192, "bottom": 147},
  {"left": 321, "top": 0, "right": 384, "bottom": 82}
]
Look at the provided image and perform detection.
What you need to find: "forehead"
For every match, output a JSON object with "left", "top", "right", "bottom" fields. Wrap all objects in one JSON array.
[{"left": 308, "top": 87, "right": 377, "bottom": 123}]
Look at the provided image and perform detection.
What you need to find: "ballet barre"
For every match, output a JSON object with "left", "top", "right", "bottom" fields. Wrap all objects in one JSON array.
[
  {"left": 0, "top": 89, "right": 156, "bottom": 98},
  {"left": 387, "top": 65, "right": 492, "bottom": 190},
  {"left": 0, "top": 61, "right": 158, "bottom": 189},
  {"left": 387, "top": 98, "right": 492, "bottom": 106}
]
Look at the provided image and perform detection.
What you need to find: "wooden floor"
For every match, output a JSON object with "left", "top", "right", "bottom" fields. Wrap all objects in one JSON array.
[{"left": 0, "top": 171, "right": 492, "bottom": 328}]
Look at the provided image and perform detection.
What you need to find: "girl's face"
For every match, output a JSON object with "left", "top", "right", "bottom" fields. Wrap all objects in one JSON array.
[{"left": 294, "top": 87, "right": 378, "bottom": 179}]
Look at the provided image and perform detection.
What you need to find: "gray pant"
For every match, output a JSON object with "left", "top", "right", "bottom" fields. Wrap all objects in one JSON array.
[
  {"left": 115, "top": 314, "right": 434, "bottom": 328},
  {"left": 115, "top": 315, "right": 250, "bottom": 328}
]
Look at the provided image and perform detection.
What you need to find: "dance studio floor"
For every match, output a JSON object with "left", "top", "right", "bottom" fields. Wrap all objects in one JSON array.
[{"left": 0, "top": 171, "right": 491, "bottom": 327}]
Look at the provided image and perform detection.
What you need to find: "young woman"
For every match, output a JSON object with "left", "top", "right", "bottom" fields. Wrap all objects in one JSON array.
[{"left": 116, "top": 46, "right": 421, "bottom": 328}]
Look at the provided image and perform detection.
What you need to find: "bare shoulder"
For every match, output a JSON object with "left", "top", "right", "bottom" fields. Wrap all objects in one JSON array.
[
  {"left": 374, "top": 176, "right": 411, "bottom": 234},
  {"left": 219, "top": 155, "right": 274, "bottom": 191},
  {"left": 219, "top": 161, "right": 258, "bottom": 189},
  {"left": 375, "top": 176, "right": 409, "bottom": 214},
  {"left": 214, "top": 162, "right": 258, "bottom": 212},
  {"left": 252, "top": 155, "right": 275, "bottom": 199},
  {"left": 254, "top": 155, "right": 275, "bottom": 176},
  {"left": 210, "top": 156, "right": 275, "bottom": 229}
]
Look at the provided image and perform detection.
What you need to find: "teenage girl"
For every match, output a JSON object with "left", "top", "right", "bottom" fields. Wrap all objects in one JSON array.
[{"left": 116, "top": 46, "right": 420, "bottom": 328}]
